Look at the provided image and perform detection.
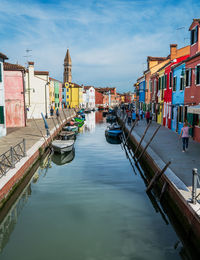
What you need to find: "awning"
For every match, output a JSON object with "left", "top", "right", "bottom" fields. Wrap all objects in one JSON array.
[{"left": 188, "top": 105, "right": 200, "bottom": 115}]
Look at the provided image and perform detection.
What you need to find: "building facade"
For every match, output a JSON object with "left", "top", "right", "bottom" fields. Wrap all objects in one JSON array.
[
  {"left": 4, "top": 62, "right": 26, "bottom": 127},
  {"left": 63, "top": 49, "right": 72, "bottom": 83},
  {"left": 25, "top": 62, "right": 50, "bottom": 119}
]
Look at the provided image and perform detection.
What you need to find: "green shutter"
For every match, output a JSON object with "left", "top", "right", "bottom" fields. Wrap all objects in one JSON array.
[{"left": 0, "top": 106, "right": 5, "bottom": 124}]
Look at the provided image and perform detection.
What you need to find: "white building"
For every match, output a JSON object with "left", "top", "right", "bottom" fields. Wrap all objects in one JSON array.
[
  {"left": 0, "top": 52, "right": 8, "bottom": 137},
  {"left": 25, "top": 62, "right": 50, "bottom": 119},
  {"left": 84, "top": 86, "right": 95, "bottom": 109}
]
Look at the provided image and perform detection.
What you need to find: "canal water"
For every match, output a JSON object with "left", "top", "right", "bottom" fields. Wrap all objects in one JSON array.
[{"left": 0, "top": 112, "right": 189, "bottom": 260}]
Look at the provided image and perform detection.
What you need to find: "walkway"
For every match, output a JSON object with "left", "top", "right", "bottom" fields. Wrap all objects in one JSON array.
[
  {"left": 0, "top": 109, "right": 74, "bottom": 155},
  {"left": 125, "top": 118, "right": 200, "bottom": 188}
]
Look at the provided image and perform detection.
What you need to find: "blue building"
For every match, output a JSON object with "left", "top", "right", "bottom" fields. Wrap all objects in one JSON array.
[
  {"left": 171, "top": 63, "right": 186, "bottom": 134},
  {"left": 138, "top": 76, "right": 145, "bottom": 110}
]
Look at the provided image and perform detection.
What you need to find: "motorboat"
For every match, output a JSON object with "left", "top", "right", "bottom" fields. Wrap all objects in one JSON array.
[
  {"left": 62, "top": 125, "right": 78, "bottom": 132},
  {"left": 105, "top": 123, "right": 122, "bottom": 137},
  {"left": 52, "top": 139, "right": 74, "bottom": 154},
  {"left": 51, "top": 149, "right": 75, "bottom": 165},
  {"left": 106, "top": 114, "right": 116, "bottom": 122},
  {"left": 58, "top": 131, "right": 76, "bottom": 140},
  {"left": 106, "top": 136, "right": 122, "bottom": 144},
  {"left": 84, "top": 108, "right": 91, "bottom": 113}
]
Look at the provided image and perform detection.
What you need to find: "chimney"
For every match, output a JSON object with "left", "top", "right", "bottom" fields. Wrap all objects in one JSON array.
[{"left": 170, "top": 44, "right": 177, "bottom": 60}]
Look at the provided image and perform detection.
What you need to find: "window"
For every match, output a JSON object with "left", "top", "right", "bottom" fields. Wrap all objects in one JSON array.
[
  {"left": 0, "top": 106, "right": 5, "bottom": 124},
  {"left": 67, "top": 95, "right": 69, "bottom": 99},
  {"left": 173, "top": 76, "right": 177, "bottom": 91},
  {"left": 161, "top": 76, "right": 164, "bottom": 89},
  {"left": 191, "top": 26, "right": 198, "bottom": 45},
  {"left": 67, "top": 88, "right": 69, "bottom": 92},
  {"left": 0, "top": 63, "right": 2, "bottom": 82},
  {"left": 186, "top": 69, "right": 192, "bottom": 87},
  {"left": 169, "top": 72, "right": 172, "bottom": 88},
  {"left": 149, "top": 80, "right": 152, "bottom": 92},
  {"left": 180, "top": 76, "right": 184, "bottom": 91},
  {"left": 196, "top": 65, "right": 200, "bottom": 85},
  {"left": 62, "top": 95, "right": 64, "bottom": 99}
]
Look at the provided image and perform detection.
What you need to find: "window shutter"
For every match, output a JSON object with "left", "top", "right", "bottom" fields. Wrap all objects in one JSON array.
[
  {"left": 195, "top": 66, "right": 197, "bottom": 85},
  {"left": 195, "top": 26, "right": 198, "bottom": 43},
  {"left": 189, "top": 68, "right": 191, "bottom": 86},
  {"left": 0, "top": 106, "right": 5, "bottom": 124}
]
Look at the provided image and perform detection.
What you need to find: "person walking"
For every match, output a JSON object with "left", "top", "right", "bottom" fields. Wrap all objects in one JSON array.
[
  {"left": 50, "top": 106, "right": 54, "bottom": 116},
  {"left": 127, "top": 110, "right": 132, "bottom": 125},
  {"left": 145, "top": 110, "right": 150, "bottom": 124},
  {"left": 56, "top": 108, "right": 60, "bottom": 118},
  {"left": 132, "top": 110, "right": 136, "bottom": 124},
  {"left": 179, "top": 122, "right": 192, "bottom": 152}
]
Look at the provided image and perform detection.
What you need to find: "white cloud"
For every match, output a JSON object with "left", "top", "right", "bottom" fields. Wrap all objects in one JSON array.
[{"left": 0, "top": 0, "right": 200, "bottom": 92}]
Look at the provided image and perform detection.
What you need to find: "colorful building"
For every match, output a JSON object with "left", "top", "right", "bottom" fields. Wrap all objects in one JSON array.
[
  {"left": 65, "top": 82, "right": 82, "bottom": 108},
  {"left": 25, "top": 62, "right": 50, "bottom": 119},
  {"left": 49, "top": 78, "right": 55, "bottom": 109},
  {"left": 84, "top": 86, "right": 95, "bottom": 108},
  {"left": 0, "top": 52, "right": 8, "bottom": 137},
  {"left": 138, "top": 76, "right": 145, "bottom": 110},
  {"left": 4, "top": 62, "right": 26, "bottom": 127},
  {"left": 185, "top": 19, "right": 200, "bottom": 142},
  {"left": 171, "top": 62, "right": 187, "bottom": 134}
]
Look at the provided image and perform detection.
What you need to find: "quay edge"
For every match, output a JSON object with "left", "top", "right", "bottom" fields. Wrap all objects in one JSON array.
[
  {"left": 0, "top": 110, "right": 76, "bottom": 210},
  {"left": 118, "top": 116, "right": 200, "bottom": 256}
]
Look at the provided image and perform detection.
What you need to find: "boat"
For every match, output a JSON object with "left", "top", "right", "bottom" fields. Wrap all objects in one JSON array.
[
  {"left": 105, "top": 123, "right": 122, "bottom": 137},
  {"left": 58, "top": 131, "right": 76, "bottom": 140},
  {"left": 84, "top": 108, "right": 91, "bottom": 113},
  {"left": 103, "top": 111, "right": 108, "bottom": 117},
  {"left": 52, "top": 139, "right": 74, "bottom": 154},
  {"left": 73, "top": 117, "right": 84, "bottom": 127},
  {"left": 62, "top": 125, "right": 78, "bottom": 132},
  {"left": 106, "top": 114, "right": 116, "bottom": 122},
  {"left": 106, "top": 136, "right": 121, "bottom": 144},
  {"left": 51, "top": 149, "right": 75, "bottom": 165}
]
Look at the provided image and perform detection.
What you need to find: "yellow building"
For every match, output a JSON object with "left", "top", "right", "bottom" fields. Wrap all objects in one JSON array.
[
  {"left": 49, "top": 78, "right": 55, "bottom": 108},
  {"left": 65, "top": 82, "right": 82, "bottom": 108},
  {"left": 157, "top": 67, "right": 165, "bottom": 125}
]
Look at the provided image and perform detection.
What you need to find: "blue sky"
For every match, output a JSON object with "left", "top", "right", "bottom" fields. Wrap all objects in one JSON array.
[{"left": 0, "top": 0, "right": 200, "bottom": 92}]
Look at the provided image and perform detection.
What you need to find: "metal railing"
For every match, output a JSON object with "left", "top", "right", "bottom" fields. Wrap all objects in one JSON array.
[
  {"left": 192, "top": 168, "right": 200, "bottom": 204},
  {"left": 0, "top": 139, "right": 26, "bottom": 177}
]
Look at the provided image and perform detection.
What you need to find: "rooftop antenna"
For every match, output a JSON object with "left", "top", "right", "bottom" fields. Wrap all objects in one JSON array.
[{"left": 23, "top": 49, "right": 32, "bottom": 67}]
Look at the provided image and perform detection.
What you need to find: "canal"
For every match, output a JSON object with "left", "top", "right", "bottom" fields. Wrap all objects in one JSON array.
[{"left": 0, "top": 112, "right": 191, "bottom": 259}]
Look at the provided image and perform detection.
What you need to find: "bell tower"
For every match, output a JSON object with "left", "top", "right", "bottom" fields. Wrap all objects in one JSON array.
[{"left": 63, "top": 49, "right": 72, "bottom": 83}]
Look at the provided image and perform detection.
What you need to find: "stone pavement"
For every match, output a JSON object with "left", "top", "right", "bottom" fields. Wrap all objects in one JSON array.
[
  {"left": 125, "top": 118, "right": 200, "bottom": 188},
  {"left": 0, "top": 109, "right": 74, "bottom": 155}
]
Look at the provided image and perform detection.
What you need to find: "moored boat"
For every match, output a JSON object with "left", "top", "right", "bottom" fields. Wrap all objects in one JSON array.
[
  {"left": 59, "top": 131, "right": 76, "bottom": 140},
  {"left": 52, "top": 148, "right": 75, "bottom": 165},
  {"left": 63, "top": 125, "right": 78, "bottom": 132},
  {"left": 52, "top": 139, "right": 74, "bottom": 154},
  {"left": 105, "top": 123, "right": 122, "bottom": 137}
]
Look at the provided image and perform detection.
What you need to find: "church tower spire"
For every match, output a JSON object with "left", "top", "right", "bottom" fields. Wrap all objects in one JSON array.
[{"left": 63, "top": 49, "right": 72, "bottom": 83}]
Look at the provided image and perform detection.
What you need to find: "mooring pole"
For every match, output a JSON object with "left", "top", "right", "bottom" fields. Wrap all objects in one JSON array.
[
  {"left": 135, "top": 125, "right": 161, "bottom": 164},
  {"left": 134, "top": 121, "right": 151, "bottom": 156},
  {"left": 125, "top": 119, "right": 138, "bottom": 145}
]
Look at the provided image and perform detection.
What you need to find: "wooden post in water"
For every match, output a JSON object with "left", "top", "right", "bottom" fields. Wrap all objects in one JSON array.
[
  {"left": 125, "top": 119, "right": 138, "bottom": 145},
  {"left": 146, "top": 161, "right": 171, "bottom": 192},
  {"left": 134, "top": 121, "right": 151, "bottom": 156},
  {"left": 135, "top": 125, "right": 161, "bottom": 164}
]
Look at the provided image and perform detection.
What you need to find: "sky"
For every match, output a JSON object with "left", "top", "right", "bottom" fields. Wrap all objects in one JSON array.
[{"left": 0, "top": 0, "right": 200, "bottom": 93}]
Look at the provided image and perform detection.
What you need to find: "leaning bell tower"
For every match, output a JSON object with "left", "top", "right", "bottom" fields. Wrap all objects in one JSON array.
[{"left": 63, "top": 49, "right": 72, "bottom": 83}]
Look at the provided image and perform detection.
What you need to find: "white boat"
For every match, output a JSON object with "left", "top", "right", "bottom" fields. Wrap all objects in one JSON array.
[
  {"left": 52, "top": 140, "right": 74, "bottom": 154},
  {"left": 62, "top": 125, "right": 78, "bottom": 132}
]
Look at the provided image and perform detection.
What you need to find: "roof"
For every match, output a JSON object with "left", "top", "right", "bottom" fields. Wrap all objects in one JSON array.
[
  {"left": 95, "top": 87, "right": 116, "bottom": 94},
  {"left": 4, "top": 62, "right": 25, "bottom": 71},
  {"left": 64, "top": 49, "right": 72, "bottom": 64},
  {"left": 157, "top": 61, "right": 171, "bottom": 72},
  {"left": 34, "top": 71, "right": 49, "bottom": 75},
  {"left": 49, "top": 77, "right": 62, "bottom": 83},
  {"left": 189, "top": 19, "right": 200, "bottom": 30},
  {"left": 0, "top": 52, "right": 8, "bottom": 60},
  {"left": 84, "top": 86, "right": 94, "bottom": 90},
  {"left": 147, "top": 56, "right": 167, "bottom": 61}
]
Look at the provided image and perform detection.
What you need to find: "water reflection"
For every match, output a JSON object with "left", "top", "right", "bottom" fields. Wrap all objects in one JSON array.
[
  {"left": 51, "top": 149, "right": 75, "bottom": 166},
  {"left": 83, "top": 112, "right": 96, "bottom": 133}
]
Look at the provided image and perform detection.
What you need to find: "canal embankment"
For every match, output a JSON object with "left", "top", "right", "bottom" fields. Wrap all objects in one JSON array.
[
  {"left": 0, "top": 109, "right": 76, "bottom": 208},
  {"left": 118, "top": 114, "right": 200, "bottom": 253}
]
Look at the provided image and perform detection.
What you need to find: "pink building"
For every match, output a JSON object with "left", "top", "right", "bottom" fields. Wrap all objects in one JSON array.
[{"left": 4, "top": 62, "right": 26, "bottom": 127}]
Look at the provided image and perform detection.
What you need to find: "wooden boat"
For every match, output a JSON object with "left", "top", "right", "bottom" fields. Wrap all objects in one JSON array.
[
  {"left": 106, "top": 136, "right": 121, "bottom": 144},
  {"left": 59, "top": 131, "right": 76, "bottom": 140},
  {"left": 52, "top": 139, "right": 74, "bottom": 154},
  {"left": 84, "top": 108, "right": 91, "bottom": 113},
  {"left": 62, "top": 125, "right": 78, "bottom": 132},
  {"left": 106, "top": 114, "right": 116, "bottom": 122},
  {"left": 52, "top": 149, "right": 75, "bottom": 165}
]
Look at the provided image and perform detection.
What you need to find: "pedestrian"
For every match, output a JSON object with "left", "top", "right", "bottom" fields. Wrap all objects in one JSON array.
[
  {"left": 146, "top": 111, "right": 150, "bottom": 124},
  {"left": 127, "top": 110, "right": 132, "bottom": 125},
  {"left": 50, "top": 106, "right": 54, "bottom": 116},
  {"left": 132, "top": 110, "right": 136, "bottom": 124},
  {"left": 140, "top": 109, "right": 143, "bottom": 120},
  {"left": 56, "top": 108, "right": 60, "bottom": 118},
  {"left": 179, "top": 122, "right": 192, "bottom": 152},
  {"left": 136, "top": 110, "right": 140, "bottom": 124}
]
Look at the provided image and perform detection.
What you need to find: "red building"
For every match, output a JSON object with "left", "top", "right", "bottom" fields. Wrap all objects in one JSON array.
[
  {"left": 163, "top": 53, "right": 190, "bottom": 129},
  {"left": 185, "top": 19, "right": 200, "bottom": 142},
  {"left": 4, "top": 62, "right": 26, "bottom": 127},
  {"left": 150, "top": 72, "right": 159, "bottom": 121}
]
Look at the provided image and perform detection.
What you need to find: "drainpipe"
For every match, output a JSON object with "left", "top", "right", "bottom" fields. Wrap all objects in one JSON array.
[{"left": 22, "top": 70, "right": 27, "bottom": 126}]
